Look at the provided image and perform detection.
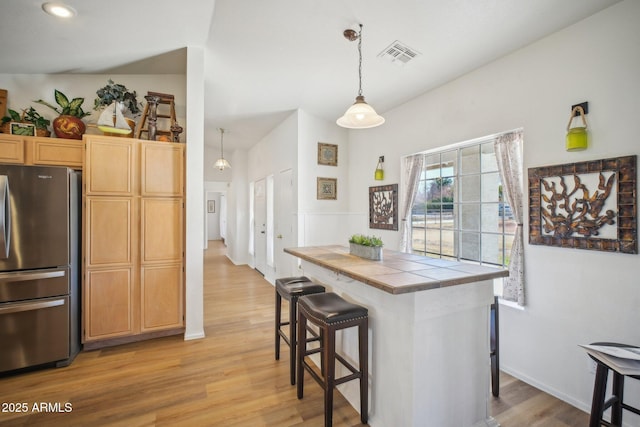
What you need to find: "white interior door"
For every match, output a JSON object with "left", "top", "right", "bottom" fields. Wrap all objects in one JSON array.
[
  {"left": 275, "top": 169, "right": 296, "bottom": 277},
  {"left": 254, "top": 178, "right": 267, "bottom": 275}
]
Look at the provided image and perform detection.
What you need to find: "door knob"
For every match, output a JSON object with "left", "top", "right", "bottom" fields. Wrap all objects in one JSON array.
[{"left": 277, "top": 234, "right": 283, "bottom": 239}]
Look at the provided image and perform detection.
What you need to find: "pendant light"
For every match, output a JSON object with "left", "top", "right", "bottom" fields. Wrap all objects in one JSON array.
[
  {"left": 337, "top": 24, "right": 385, "bottom": 129},
  {"left": 214, "top": 128, "right": 231, "bottom": 170}
]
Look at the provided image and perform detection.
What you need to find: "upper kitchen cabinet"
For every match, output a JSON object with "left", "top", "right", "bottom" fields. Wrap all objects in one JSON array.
[
  {"left": 27, "top": 137, "right": 84, "bottom": 169},
  {"left": 84, "top": 135, "right": 136, "bottom": 196},
  {"left": 141, "top": 142, "right": 184, "bottom": 197},
  {"left": 0, "top": 134, "right": 83, "bottom": 168},
  {"left": 0, "top": 134, "right": 24, "bottom": 164}
]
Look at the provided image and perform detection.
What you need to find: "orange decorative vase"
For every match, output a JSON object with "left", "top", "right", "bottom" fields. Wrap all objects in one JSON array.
[{"left": 53, "top": 115, "right": 86, "bottom": 140}]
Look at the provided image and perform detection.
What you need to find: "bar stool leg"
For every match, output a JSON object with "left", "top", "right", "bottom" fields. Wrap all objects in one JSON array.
[
  {"left": 611, "top": 372, "right": 624, "bottom": 426},
  {"left": 359, "top": 318, "right": 368, "bottom": 424},
  {"left": 324, "top": 327, "right": 336, "bottom": 427},
  {"left": 296, "top": 310, "right": 307, "bottom": 399},
  {"left": 288, "top": 296, "right": 298, "bottom": 385},
  {"left": 275, "top": 291, "right": 282, "bottom": 360},
  {"left": 589, "top": 363, "right": 609, "bottom": 427}
]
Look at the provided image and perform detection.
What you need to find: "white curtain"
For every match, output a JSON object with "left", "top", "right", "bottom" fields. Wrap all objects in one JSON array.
[
  {"left": 399, "top": 154, "right": 424, "bottom": 252},
  {"left": 494, "top": 130, "right": 525, "bottom": 305}
]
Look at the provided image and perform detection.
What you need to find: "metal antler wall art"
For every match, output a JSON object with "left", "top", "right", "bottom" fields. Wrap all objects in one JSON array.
[
  {"left": 540, "top": 172, "right": 616, "bottom": 238},
  {"left": 528, "top": 155, "right": 637, "bottom": 253}
]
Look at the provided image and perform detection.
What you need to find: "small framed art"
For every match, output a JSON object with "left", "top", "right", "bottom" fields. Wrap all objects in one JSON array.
[
  {"left": 317, "top": 142, "right": 338, "bottom": 166},
  {"left": 317, "top": 177, "right": 337, "bottom": 200}
]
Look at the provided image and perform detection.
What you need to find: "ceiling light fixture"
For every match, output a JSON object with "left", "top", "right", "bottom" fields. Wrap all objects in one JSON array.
[
  {"left": 214, "top": 128, "right": 231, "bottom": 171},
  {"left": 337, "top": 24, "right": 385, "bottom": 129},
  {"left": 42, "top": 2, "right": 77, "bottom": 18}
]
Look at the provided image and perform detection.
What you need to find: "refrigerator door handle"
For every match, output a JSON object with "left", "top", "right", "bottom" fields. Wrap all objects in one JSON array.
[
  {"left": 0, "top": 297, "right": 65, "bottom": 315},
  {"left": 0, "top": 270, "right": 66, "bottom": 283},
  {"left": 0, "top": 175, "right": 10, "bottom": 259}
]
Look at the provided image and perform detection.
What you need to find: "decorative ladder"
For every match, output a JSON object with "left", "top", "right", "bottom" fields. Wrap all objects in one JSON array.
[{"left": 136, "top": 91, "right": 178, "bottom": 140}]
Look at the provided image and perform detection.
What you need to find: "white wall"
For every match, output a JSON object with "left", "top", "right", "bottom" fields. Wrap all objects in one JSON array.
[
  {"left": 246, "top": 110, "right": 299, "bottom": 281},
  {"left": 225, "top": 148, "right": 249, "bottom": 265},
  {"left": 184, "top": 46, "right": 205, "bottom": 341},
  {"left": 347, "top": 0, "right": 640, "bottom": 416},
  {"left": 297, "top": 110, "right": 353, "bottom": 246}
]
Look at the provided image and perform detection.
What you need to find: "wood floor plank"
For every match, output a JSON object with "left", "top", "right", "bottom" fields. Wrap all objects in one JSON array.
[{"left": 0, "top": 241, "right": 589, "bottom": 426}]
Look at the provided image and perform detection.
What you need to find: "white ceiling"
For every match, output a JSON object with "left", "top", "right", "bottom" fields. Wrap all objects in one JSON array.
[{"left": 0, "top": 0, "right": 621, "bottom": 150}]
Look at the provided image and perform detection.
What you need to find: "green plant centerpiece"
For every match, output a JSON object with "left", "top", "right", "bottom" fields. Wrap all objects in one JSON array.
[
  {"left": 349, "top": 234, "right": 384, "bottom": 260},
  {"left": 1, "top": 107, "right": 51, "bottom": 136},
  {"left": 94, "top": 79, "right": 141, "bottom": 118},
  {"left": 35, "top": 89, "right": 91, "bottom": 140}
]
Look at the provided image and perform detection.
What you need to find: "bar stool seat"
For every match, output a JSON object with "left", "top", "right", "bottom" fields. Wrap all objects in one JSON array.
[
  {"left": 275, "top": 276, "right": 325, "bottom": 385},
  {"left": 297, "top": 292, "right": 368, "bottom": 427},
  {"left": 588, "top": 342, "right": 640, "bottom": 427}
]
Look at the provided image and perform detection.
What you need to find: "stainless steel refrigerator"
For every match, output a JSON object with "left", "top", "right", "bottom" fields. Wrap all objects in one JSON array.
[{"left": 0, "top": 164, "right": 81, "bottom": 373}]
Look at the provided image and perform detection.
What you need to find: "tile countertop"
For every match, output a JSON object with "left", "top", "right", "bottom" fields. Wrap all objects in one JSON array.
[{"left": 284, "top": 245, "right": 509, "bottom": 295}]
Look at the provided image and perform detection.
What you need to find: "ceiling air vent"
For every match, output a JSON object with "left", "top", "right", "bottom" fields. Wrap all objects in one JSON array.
[{"left": 378, "top": 40, "right": 420, "bottom": 65}]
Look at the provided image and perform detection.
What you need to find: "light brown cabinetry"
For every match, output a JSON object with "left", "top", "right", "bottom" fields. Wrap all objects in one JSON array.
[
  {"left": 0, "top": 134, "right": 83, "bottom": 168},
  {"left": 0, "top": 134, "right": 25, "bottom": 163},
  {"left": 82, "top": 135, "right": 184, "bottom": 347}
]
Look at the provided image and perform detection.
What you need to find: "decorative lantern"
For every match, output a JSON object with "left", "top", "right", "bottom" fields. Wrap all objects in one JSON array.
[
  {"left": 374, "top": 156, "right": 384, "bottom": 180},
  {"left": 566, "top": 105, "right": 588, "bottom": 151}
]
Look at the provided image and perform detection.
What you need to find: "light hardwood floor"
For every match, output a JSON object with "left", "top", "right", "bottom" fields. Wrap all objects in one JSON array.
[{"left": 0, "top": 241, "right": 590, "bottom": 426}]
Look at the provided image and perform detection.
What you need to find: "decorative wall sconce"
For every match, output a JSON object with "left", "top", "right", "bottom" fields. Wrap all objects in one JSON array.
[
  {"left": 374, "top": 156, "right": 384, "bottom": 180},
  {"left": 566, "top": 102, "right": 589, "bottom": 151}
]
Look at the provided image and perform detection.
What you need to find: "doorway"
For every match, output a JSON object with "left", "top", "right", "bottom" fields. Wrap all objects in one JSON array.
[{"left": 253, "top": 178, "right": 267, "bottom": 275}]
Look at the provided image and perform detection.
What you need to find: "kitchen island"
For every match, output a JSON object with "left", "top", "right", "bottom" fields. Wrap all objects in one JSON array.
[{"left": 284, "top": 245, "right": 509, "bottom": 427}]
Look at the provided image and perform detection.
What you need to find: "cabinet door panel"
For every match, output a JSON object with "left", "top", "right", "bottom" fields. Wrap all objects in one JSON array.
[
  {"left": 141, "top": 142, "right": 184, "bottom": 197},
  {"left": 141, "top": 264, "right": 183, "bottom": 331},
  {"left": 141, "top": 198, "right": 183, "bottom": 263},
  {"left": 0, "top": 135, "right": 24, "bottom": 163},
  {"left": 85, "top": 268, "right": 133, "bottom": 340},
  {"left": 86, "top": 197, "right": 133, "bottom": 267},
  {"left": 30, "top": 138, "right": 83, "bottom": 168},
  {"left": 85, "top": 137, "right": 135, "bottom": 195}
]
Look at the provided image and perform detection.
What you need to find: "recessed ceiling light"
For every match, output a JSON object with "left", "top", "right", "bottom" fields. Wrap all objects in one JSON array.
[{"left": 42, "top": 2, "right": 77, "bottom": 18}]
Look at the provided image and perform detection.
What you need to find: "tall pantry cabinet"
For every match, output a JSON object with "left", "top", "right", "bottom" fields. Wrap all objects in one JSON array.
[{"left": 83, "top": 135, "right": 185, "bottom": 348}]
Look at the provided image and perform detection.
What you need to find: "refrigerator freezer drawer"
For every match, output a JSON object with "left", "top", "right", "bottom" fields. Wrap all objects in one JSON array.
[
  {"left": 0, "top": 295, "right": 70, "bottom": 373},
  {"left": 0, "top": 267, "right": 69, "bottom": 303}
]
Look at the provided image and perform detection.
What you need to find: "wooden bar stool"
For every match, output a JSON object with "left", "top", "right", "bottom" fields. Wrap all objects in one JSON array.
[
  {"left": 275, "top": 276, "right": 325, "bottom": 385},
  {"left": 296, "top": 292, "right": 368, "bottom": 427},
  {"left": 588, "top": 342, "right": 640, "bottom": 427}
]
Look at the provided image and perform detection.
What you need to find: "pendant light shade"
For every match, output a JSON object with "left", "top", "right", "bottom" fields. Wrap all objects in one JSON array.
[
  {"left": 215, "top": 128, "right": 231, "bottom": 170},
  {"left": 337, "top": 95, "right": 385, "bottom": 129},
  {"left": 337, "top": 24, "right": 385, "bottom": 129}
]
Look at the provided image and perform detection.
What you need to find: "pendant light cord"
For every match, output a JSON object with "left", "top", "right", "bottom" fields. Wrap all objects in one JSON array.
[
  {"left": 357, "top": 24, "right": 363, "bottom": 97},
  {"left": 219, "top": 128, "right": 225, "bottom": 159}
]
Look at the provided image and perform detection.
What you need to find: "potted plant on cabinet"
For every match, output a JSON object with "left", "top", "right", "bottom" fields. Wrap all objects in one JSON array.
[
  {"left": 35, "top": 90, "right": 91, "bottom": 140},
  {"left": 93, "top": 79, "right": 141, "bottom": 137},
  {"left": 1, "top": 107, "right": 51, "bottom": 136},
  {"left": 349, "top": 234, "right": 384, "bottom": 260}
]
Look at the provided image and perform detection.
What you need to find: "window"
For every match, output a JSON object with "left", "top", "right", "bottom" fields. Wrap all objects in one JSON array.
[{"left": 410, "top": 136, "right": 516, "bottom": 267}]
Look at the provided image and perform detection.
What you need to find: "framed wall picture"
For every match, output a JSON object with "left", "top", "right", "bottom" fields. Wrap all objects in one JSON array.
[
  {"left": 369, "top": 184, "right": 398, "bottom": 230},
  {"left": 317, "top": 177, "right": 337, "bottom": 200},
  {"left": 9, "top": 122, "right": 35, "bottom": 136},
  {"left": 528, "top": 155, "right": 637, "bottom": 253},
  {"left": 207, "top": 200, "right": 215, "bottom": 213},
  {"left": 317, "top": 142, "right": 338, "bottom": 166}
]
